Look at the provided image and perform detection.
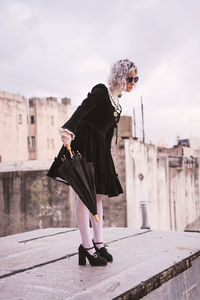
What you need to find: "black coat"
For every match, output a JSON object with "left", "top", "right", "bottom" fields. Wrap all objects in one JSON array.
[{"left": 61, "top": 83, "right": 123, "bottom": 197}]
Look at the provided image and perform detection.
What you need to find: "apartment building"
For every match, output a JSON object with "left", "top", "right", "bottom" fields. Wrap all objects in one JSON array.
[
  {"left": 28, "top": 96, "right": 72, "bottom": 160},
  {"left": 0, "top": 91, "right": 29, "bottom": 162},
  {"left": 0, "top": 90, "right": 72, "bottom": 162}
]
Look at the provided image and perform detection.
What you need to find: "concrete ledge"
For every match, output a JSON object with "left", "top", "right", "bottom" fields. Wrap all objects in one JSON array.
[
  {"left": 114, "top": 251, "right": 200, "bottom": 299},
  {"left": 0, "top": 228, "right": 200, "bottom": 299},
  {"left": 0, "top": 159, "right": 53, "bottom": 172}
]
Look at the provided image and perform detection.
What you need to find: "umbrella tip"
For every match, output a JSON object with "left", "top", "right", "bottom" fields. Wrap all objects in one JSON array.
[{"left": 94, "top": 215, "right": 99, "bottom": 222}]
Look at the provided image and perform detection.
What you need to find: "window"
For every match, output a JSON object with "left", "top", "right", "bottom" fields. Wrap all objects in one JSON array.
[
  {"left": 31, "top": 136, "right": 35, "bottom": 148},
  {"left": 18, "top": 114, "right": 22, "bottom": 124},
  {"left": 51, "top": 138, "right": 54, "bottom": 149},
  {"left": 30, "top": 115, "right": 35, "bottom": 124},
  {"left": 29, "top": 99, "right": 34, "bottom": 107},
  {"left": 27, "top": 136, "right": 30, "bottom": 148},
  {"left": 51, "top": 115, "right": 54, "bottom": 126}
]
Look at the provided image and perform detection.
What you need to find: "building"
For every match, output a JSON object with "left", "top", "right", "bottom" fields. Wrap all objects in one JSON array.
[
  {"left": 0, "top": 91, "right": 29, "bottom": 162},
  {"left": 0, "top": 90, "right": 73, "bottom": 162},
  {"left": 28, "top": 97, "right": 72, "bottom": 160}
]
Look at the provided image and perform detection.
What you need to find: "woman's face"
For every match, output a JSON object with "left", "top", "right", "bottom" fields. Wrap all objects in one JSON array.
[{"left": 125, "top": 71, "right": 138, "bottom": 92}]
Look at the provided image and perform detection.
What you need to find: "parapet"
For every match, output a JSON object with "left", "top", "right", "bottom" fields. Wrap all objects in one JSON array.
[
  {"left": 46, "top": 97, "right": 57, "bottom": 102},
  {"left": 61, "top": 97, "right": 71, "bottom": 105},
  {"left": 0, "top": 90, "right": 26, "bottom": 102}
]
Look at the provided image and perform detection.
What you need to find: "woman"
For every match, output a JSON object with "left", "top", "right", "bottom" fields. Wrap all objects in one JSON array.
[{"left": 60, "top": 59, "right": 138, "bottom": 266}]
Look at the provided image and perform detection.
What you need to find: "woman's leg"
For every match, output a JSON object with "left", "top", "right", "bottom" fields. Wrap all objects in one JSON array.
[
  {"left": 75, "top": 196, "right": 95, "bottom": 255},
  {"left": 89, "top": 194, "right": 104, "bottom": 249}
]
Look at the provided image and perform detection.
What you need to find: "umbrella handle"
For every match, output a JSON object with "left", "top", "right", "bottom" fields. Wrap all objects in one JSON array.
[
  {"left": 66, "top": 144, "right": 73, "bottom": 158},
  {"left": 94, "top": 215, "right": 99, "bottom": 222}
]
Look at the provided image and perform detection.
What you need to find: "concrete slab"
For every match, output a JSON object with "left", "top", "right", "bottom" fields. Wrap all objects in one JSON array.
[{"left": 0, "top": 227, "right": 200, "bottom": 299}]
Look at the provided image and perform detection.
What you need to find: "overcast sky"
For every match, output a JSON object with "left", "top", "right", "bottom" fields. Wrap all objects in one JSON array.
[{"left": 1, "top": 0, "right": 200, "bottom": 146}]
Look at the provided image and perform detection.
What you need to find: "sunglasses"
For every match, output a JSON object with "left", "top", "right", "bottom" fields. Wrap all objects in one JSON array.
[{"left": 127, "top": 75, "right": 139, "bottom": 84}]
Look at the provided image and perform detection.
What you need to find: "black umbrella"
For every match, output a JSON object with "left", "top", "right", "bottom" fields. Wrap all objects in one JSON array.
[{"left": 55, "top": 145, "right": 99, "bottom": 222}]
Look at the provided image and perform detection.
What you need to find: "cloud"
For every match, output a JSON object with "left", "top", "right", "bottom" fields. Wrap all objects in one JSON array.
[{"left": 0, "top": 0, "right": 200, "bottom": 145}]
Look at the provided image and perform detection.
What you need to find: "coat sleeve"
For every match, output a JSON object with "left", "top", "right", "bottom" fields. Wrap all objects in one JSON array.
[{"left": 61, "top": 85, "right": 107, "bottom": 135}]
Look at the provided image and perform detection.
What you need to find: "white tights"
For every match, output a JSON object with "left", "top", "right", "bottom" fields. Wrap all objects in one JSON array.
[{"left": 75, "top": 194, "right": 104, "bottom": 255}]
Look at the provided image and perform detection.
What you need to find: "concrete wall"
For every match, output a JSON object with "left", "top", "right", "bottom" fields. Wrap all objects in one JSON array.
[
  {"left": 103, "top": 137, "right": 127, "bottom": 227},
  {"left": 0, "top": 138, "right": 127, "bottom": 236},
  {"left": 0, "top": 169, "right": 76, "bottom": 237},
  {"left": 1, "top": 135, "right": 200, "bottom": 237},
  {"left": 125, "top": 138, "right": 200, "bottom": 231}
]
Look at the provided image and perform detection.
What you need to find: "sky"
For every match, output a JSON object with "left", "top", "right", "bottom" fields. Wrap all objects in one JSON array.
[{"left": 0, "top": 0, "right": 200, "bottom": 147}]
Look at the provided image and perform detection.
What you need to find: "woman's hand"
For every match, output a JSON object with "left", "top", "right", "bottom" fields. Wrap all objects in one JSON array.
[{"left": 61, "top": 131, "right": 72, "bottom": 147}]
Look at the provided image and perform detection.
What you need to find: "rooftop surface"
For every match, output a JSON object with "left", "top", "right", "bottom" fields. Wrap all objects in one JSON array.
[{"left": 0, "top": 227, "right": 200, "bottom": 299}]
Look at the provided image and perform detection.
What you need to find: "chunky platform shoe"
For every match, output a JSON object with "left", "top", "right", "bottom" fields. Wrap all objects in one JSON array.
[
  {"left": 93, "top": 241, "right": 113, "bottom": 262},
  {"left": 78, "top": 244, "right": 107, "bottom": 266}
]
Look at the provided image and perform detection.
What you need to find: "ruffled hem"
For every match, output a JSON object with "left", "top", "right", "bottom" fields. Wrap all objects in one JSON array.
[
  {"left": 95, "top": 173, "right": 123, "bottom": 197},
  {"left": 70, "top": 120, "right": 123, "bottom": 197}
]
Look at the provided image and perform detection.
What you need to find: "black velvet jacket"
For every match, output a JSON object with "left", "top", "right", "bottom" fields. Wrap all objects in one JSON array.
[
  {"left": 61, "top": 83, "right": 121, "bottom": 150},
  {"left": 52, "top": 83, "right": 123, "bottom": 197}
]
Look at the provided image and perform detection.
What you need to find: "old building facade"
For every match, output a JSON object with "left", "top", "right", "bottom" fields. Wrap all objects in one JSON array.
[
  {"left": 0, "top": 91, "right": 29, "bottom": 162},
  {"left": 28, "top": 97, "right": 72, "bottom": 160},
  {"left": 0, "top": 91, "right": 73, "bottom": 162}
]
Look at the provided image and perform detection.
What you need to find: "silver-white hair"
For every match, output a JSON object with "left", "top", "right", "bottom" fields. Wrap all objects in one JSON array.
[{"left": 107, "top": 59, "right": 137, "bottom": 91}]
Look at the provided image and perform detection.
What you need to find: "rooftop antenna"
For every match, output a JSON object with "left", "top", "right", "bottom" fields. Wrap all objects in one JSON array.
[
  {"left": 133, "top": 107, "right": 137, "bottom": 138},
  {"left": 141, "top": 96, "right": 145, "bottom": 143}
]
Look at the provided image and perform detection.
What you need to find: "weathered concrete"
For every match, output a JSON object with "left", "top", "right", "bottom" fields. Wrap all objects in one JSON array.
[
  {"left": 124, "top": 138, "right": 200, "bottom": 232},
  {"left": 142, "top": 256, "right": 200, "bottom": 300},
  {"left": 1, "top": 137, "right": 200, "bottom": 239},
  {"left": 0, "top": 228, "right": 200, "bottom": 299},
  {"left": 0, "top": 170, "right": 76, "bottom": 236},
  {"left": 0, "top": 143, "right": 127, "bottom": 237}
]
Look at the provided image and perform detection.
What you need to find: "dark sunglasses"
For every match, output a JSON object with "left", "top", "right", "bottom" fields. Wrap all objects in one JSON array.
[{"left": 127, "top": 75, "right": 139, "bottom": 84}]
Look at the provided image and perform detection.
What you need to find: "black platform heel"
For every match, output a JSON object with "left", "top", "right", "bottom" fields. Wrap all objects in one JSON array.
[
  {"left": 78, "top": 245, "right": 107, "bottom": 266},
  {"left": 93, "top": 241, "right": 113, "bottom": 262}
]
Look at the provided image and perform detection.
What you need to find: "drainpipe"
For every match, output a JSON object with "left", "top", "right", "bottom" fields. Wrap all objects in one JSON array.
[{"left": 138, "top": 173, "right": 150, "bottom": 229}]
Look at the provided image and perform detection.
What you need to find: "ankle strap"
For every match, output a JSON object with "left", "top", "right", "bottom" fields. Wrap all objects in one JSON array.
[
  {"left": 94, "top": 241, "right": 104, "bottom": 245},
  {"left": 84, "top": 246, "right": 95, "bottom": 250}
]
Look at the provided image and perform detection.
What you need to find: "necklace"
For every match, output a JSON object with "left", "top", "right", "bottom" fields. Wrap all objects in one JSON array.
[{"left": 108, "top": 88, "right": 122, "bottom": 120}]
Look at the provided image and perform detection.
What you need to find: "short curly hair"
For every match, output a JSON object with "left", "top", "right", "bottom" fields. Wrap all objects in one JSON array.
[{"left": 107, "top": 59, "right": 137, "bottom": 91}]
